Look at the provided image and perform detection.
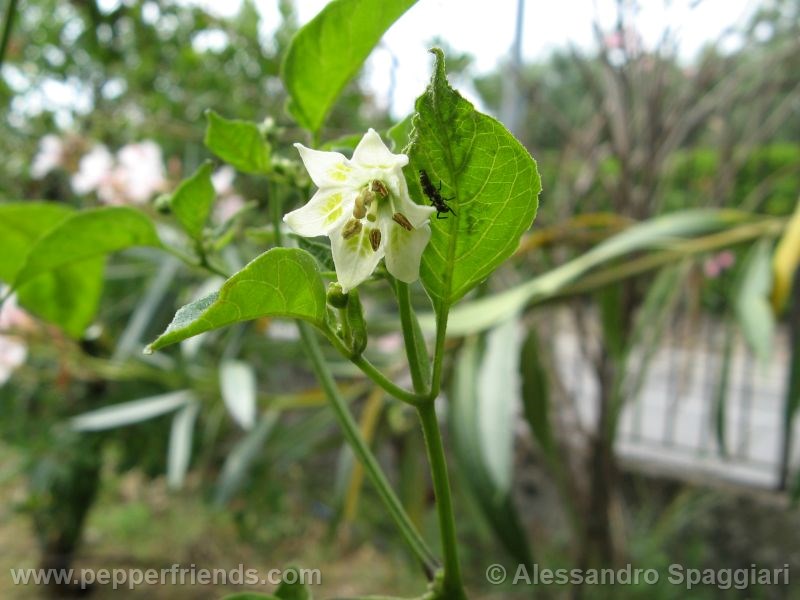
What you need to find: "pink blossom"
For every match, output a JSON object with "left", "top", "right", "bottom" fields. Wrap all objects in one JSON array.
[
  {"left": 30, "top": 135, "right": 65, "bottom": 179},
  {"left": 71, "top": 141, "right": 166, "bottom": 205},
  {"left": 211, "top": 166, "right": 246, "bottom": 223},
  {"left": 0, "top": 293, "right": 31, "bottom": 387}
]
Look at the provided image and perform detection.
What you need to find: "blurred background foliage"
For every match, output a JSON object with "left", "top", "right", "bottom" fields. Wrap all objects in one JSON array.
[{"left": 0, "top": 0, "right": 799, "bottom": 598}]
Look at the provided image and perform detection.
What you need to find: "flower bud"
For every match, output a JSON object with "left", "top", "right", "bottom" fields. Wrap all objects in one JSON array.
[
  {"left": 346, "top": 290, "right": 368, "bottom": 357},
  {"left": 326, "top": 282, "right": 349, "bottom": 308}
]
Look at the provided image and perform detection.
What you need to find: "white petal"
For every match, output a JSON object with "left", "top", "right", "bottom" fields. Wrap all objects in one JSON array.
[
  {"left": 384, "top": 221, "right": 431, "bottom": 284},
  {"left": 294, "top": 143, "right": 354, "bottom": 188},
  {"left": 330, "top": 220, "right": 384, "bottom": 292},
  {"left": 351, "top": 129, "right": 408, "bottom": 170},
  {"left": 283, "top": 188, "right": 353, "bottom": 237}
]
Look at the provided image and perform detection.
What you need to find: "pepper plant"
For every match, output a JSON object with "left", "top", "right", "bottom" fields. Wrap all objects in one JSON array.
[{"left": 144, "top": 45, "right": 540, "bottom": 598}]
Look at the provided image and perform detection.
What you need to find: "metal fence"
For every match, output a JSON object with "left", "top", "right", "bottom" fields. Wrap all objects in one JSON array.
[{"left": 552, "top": 310, "right": 793, "bottom": 490}]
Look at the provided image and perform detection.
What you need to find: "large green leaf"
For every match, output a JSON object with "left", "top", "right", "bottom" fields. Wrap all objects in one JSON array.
[
  {"left": 168, "top": 161, "right": 215, "bottom": 239},
  {"left": 13, "top": 206, "right": 162, "bottom": 288},
  {"left": 204, "top": 110, "right": 272, "bottom": 175},
  {"left": 0, "top": 203, "right": 72, "bottom": 282},
  {"left": 438, "top": 209, "right": 754, "bottom": 336},
  {"left": 146, "top": 248, "right": 327, "bottom": 352},
  {"left": 281, "top": 0, "right": 417, "bottom": 133},
  {"left": 407, "top": 48, "right": 541, "bottom": 311},
  {"left": 0, "top": 202, "right": 104, "bottom": 337}
]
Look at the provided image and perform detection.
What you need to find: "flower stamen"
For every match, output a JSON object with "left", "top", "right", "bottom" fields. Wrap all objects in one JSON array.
[
  {"left": 370, "top": 179, "right": 389, "bottom": 199},
  {"left": 369, "top": 228, "right": 381, "bottom": 251},
  {"left": 342, "top": 218, "right": 362, "bottom": 240},
  {"left": 392, "top": 212, "right": 413, "bottom": 231}
]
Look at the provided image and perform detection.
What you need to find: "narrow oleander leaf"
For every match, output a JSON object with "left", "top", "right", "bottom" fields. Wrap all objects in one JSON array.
[
  {"left": 734, "top": 239, "right": 775, "bottom": 363},
  {"left": 220, "top": 359, "right": 258, "bottom": 430},
  {"left": 281, "top": 0, "right": 417, "bottom": 133},
  {"left": 204, "top": 110, "right": 272, "bottom": 175},
  {"left": 771, "top": 198, "right": 800, "bottom": 314},
  {"left": 407, "top": 48, "right": 541, "bottom": 312},
  {"left": 13, "top": 206, "right": 162, "bottom": 288},
  {"left": 448, "top": 336, "right": 532, "bottom": 564},
  {"left": 70, "top": 391, "right": 194, "bottom": 431},
  {"left": 476, "top": 317, "right": 522, "bottom": 495},
  {"left": 146, "top": 248, "right": 327, "bottom": 352},
  {"left": 439, "top": 209, "right": 755, "bottom": 336},
  {"left": 167, "top": 399, "right": 200, "bottom": 489},
  {"left": 169, "top": 161, "right": 215, "bottom": 239},
  {"left": 215, "top": 412, "right": 278, "bottom": 506},
  {"left": 519, "top": 329, "right": 554, "bottom": 457},
  {"left": 0, "top": 202, "right": 104, "bottom": 337}
]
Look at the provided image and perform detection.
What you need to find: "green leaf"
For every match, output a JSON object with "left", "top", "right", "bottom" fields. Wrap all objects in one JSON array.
[
  {"left": 450, "top": 332, "right": 533, "bottom": 565},
  {"left": 204, "top": 110, "right": 272, "bottom": 175},
  {"left": 221, "top": 595, "right": 278, "bottom": 600},
  {"left": 146, "top": 248, "right": 327, "bottom": 352},
  {"left": 0, "top": 202, "right": 104, "bottom": 337},
  {"left": 734, "top": 239, "right": 775, "bottom": 363},
  {"left": 275, "top": 567, "right": 313, "bottom": 600},
  {"left": 281, "top": 0, "right": 417, "bottom": 133},
  {"left": 13, "top": 206, "right": 162, "bottom": 288},
  {"left": 407, "top": 48, "right": 541, "bottom": 311},
  {"left": 168, "top": 161, "right": 215, "bottom": 238},
  {"left": 17, "top": 260, "right": 104, "bottom": 338},
  {"left": 0, "top": 202, "right": 72, "bottom": 282},
  {"left": 519, "top": 330, "right": 554, "bottom": 457}
]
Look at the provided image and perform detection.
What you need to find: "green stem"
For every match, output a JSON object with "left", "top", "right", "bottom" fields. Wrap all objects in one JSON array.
[
  {"left": 352, "top": 355, "right": 424, "bottom": 406},
  {"left": 269, "top": 180, "right": 284, "bottom": 246},
  {"left": 0, "top": 0, "right": 19, "bottom": 70},
  {"left": 417, "top": 401, "right": 465, "bottom": 599},
  {"left": 393, "top": 279, "right": 431, "bottom": 396},
  {"left": 321, "top": 326, "right": 423, "bottom": 405},
  {"left": 428, "top": 306, "right": 450, "bottom": 400},
  {"left": 299, "top": 322, "right": 439, "bottom": 576}
]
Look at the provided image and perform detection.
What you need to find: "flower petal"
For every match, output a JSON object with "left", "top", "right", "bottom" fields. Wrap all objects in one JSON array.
[
  {"left": 351, "top": 129, "right": 408, "bottom": 170},
  {"left": 283, "top": 188, "right": 353, "bottom": 237},
  {"left": 384, "top": 221, "right": 431, "bottom": 284},
  {"left": 294, "top": 143, "right": 354, "bottom": 188},
  {"left": 330, "top": 220, "right": 385, "bottom": 292}
]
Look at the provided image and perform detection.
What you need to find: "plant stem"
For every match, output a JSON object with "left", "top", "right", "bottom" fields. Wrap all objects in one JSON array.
[
  {"left": 428, "top": 306, "right": 450, "bottom": 400},
  {"left": 0, "top": 0, "right": 19, "bottom": 70},
  {"left": 323, "top": 329, "right": 424, "bottom": 405},
  {"left": 298, "top": 322, "right": 439, "bottom": 576},
  {"left": 393, "top": 278, "right": 431, "bottom": 396},
  {"left": 351, "top": 354, "right": 424, "bottom": 406},
  {"left": 417, "top": 401, "right": 465, "bottom": 599}
]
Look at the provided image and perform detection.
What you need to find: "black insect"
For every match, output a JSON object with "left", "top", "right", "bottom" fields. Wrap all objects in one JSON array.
[{"left": 419, "top": 169, "right": 456, "bottom": 219}]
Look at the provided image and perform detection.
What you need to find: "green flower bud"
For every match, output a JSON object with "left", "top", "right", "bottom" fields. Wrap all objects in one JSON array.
[{"left": 326, "top": 282, "right": 349, "bottom": 308}]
